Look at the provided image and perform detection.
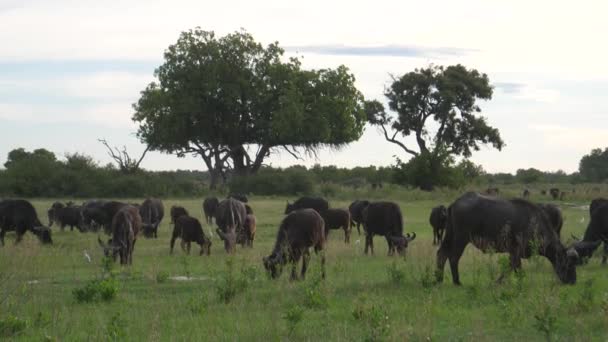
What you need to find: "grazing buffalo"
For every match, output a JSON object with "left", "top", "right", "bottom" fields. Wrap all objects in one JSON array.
[
  {"left": 523, "top": 189, "right": 530, "bottom": 199},
  {"left": 285, "top": 196, "right": 329, "bottom": 215},
  {"left": 237, "top": 214, "right": 256, "bottom": 248},
  {"left": 202, "top": 197, "right": 219, "bottom": 224},
  {"left": 170, "top": 206, "right": 189, "bottom": 224},
  {"left": 228, "top": 193, "right": 248, "bottom": 203},
  {"left": 485, "top": 187, "right": 500, "bottom": 196},
  {"left": 98, "top": 205, "right": 141, "bottom": 265},
  {"left": 81, "top": 200, "right": 127, "bottom": 234},
  {"left": 263, "top": 209, "right": 326, "bottom": 280},
  {"left": 436, "top": 192, "right": 579, "bottom": 285},
  {"left": 429, "top": 205, "right": 448, "bottom": 245},
  {"left": 348, "top": 200, "right": 370, "bottom": 236},
  {"left": 170, "top": 215, "right": 211, "bottom": 255},
  {"left": 321, "top": 208, "right": 351, "bottom": 243},
  {"left": 362, "top": 202, "right": 416, "bottom": 256},
  {"left": 571, "top": 199, "right": 608, "bottom": 264},
  {"left": 0, "top": 199, "right": 52, "bottom": 245},
  {"left": 140, "top": 198, "right": 164, "bottom": 238},
  {"left": 215, "top": 198, "right": 247, "bottom": 253},
  {"left": 48, "top": 202, "right": 83, "bottom": 232},
  {"left": 549, "top": 188, "right": 560, "bottom": 200},
  {"left": 538, "top": 203, "right": 564, "bottom": 237}
]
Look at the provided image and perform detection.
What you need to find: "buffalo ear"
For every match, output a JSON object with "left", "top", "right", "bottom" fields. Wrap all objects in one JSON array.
[{"left": 405, "top": 232, "right": 416, "bottom": 242}]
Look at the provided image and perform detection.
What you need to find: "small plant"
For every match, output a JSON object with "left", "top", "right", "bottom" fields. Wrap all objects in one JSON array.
[
  {"left": 180, "top": 256, "right": 191, "bottom": 278},
  {"left": 0, "top": 315, "right": 28, "bottom": 337},
  {"left": 387, "top": 261, "right": 405, "bottom": 285},
  {"left": 302, "top": 274, "right": 328, "bottom": 310},
  {"left": 215, "top": 258, "right": 248, "bottom": 304},
  {"left": 73, "top": 278, "right": 118, "bottom": 303},
  {"left": 106, "top": 312, "right": 127, "bottom": 341},
  {"left": 155, "top": 270, "right": 169, "bottom": 284},
  {"left": 419, "top": 265, "right": 435, "bottom": 289},
  {"left": 241, "top": 264, "right": 258, "bottom": 284},
  {"left": 352, "top": 297, "right": 390, "bottom": 342},
  {"left": 283, "top": 305, "right": 304, "bottom": 335},
  {"left": 189, "top": 295, "right": 208, "bottom": 316},
  {"left": 533, "top": 303, "right": 558, "bottom": 342},
  {"left": 576, "top": 279, "right": 594, "bottom": 312}
]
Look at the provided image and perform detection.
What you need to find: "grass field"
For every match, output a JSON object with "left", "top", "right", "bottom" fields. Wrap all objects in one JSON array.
[{"left": 1, "top": 196, "right": 607, "bottom": 341}]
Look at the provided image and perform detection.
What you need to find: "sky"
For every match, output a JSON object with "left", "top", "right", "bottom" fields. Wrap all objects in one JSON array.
[{"left": 1, "top": 0, "right": 607, "bottom": 174}]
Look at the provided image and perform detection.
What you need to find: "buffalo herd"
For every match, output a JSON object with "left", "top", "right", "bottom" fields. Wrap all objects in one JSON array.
[{"left": 1, "top": 191, "right": 607, "bottom": 286}]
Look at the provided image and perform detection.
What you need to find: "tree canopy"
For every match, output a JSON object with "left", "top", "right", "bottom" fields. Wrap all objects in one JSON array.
[
  {"left": 133, "top": 28, "right": 366, "bottom": 188},
  {"left": 579, "top": 147, "right": 608, "bottom": 182},
  {"left": 365, "top": 64, "right": 504, "bottom": 189}
]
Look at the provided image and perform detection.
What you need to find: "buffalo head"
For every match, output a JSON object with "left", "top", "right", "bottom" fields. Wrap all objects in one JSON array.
[
  {"left": 553, "top": 247, "right": 579, "bottom": 284},
  {"left": 263, "top": 254, "right": 284, "bottom": 279},
  {"left": 216, "top": 228, "right": 236, "bottom": 254},
  {"left": 388, "top": 232, "right": 416, "bottom": 256},
  {"left": 98, "top": 236, "right": 120, "bottom": 261},
  {"left": 32, "top": 226, "right": 53, "bottom": 244},
  {"left": 570, "top": 239, "right": 602, "bottom": 264}
]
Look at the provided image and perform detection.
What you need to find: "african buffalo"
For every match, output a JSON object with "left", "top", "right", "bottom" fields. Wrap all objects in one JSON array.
[
  {"left": 429, "top": 205, "right": 448, "bottom": 245},
  {"left": 362, "top": 202, "right": 416, "bottom": 256},
  {"left": 202, "top": 197, "right": 219, "bottom": 224},
  {"left": 549, "top": 188, "right": 560, "bottom": 200},
  {"left": 538, "top": 203, "right": 563, "bottom": 237},
  {"left": 285, "top": 196, "right": 329, "bottom": 215},
  {"left": 170, "top": 215, "right": 212, "bottom": 255},
  {"left": 571, "top": 199, "right": 608, "bottom": 264},
  {"left": 140, "top": 198, "right": 164, "bottom": 238},
  {"left": 348, "top": 200, "right": 370, "bottom": 236},
  {"left": 98, "top": 205, "right": 141, "bottom": 265},
  {"left": 263, "top": 209, "right": 326, "bottom": 280},
  {"left": 321, "top": 208, "right": 351, "bottom": 243},
  {"left": 436, "top": 192, "right": 579, "bottom": 285},
  {"left": 523, "top": 189, "right": 530, "bottom": 199},
  {"left": 48, "top": 202, "right": 83, "bottom": 232},
  {"left": 215, "top": 198, "right": 247, "bottom": 253},
  {"left": 170, "top": 206, "right": 189, "bottom": 224},
  {"left": 81, "top": 200, "right": 127, "bottom": 234},
  {"left": 237, "top": 214, "right": 256, "bottom": 248},
  {"left": 0, "top": 199, "right": 52, "bottom": 245}
]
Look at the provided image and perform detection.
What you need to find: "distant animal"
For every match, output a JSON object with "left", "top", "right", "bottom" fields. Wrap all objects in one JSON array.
[
  {"left": 559, "top": 191, "right": 567, "bottom": 201},
  {"left": 538, "top": 203, "right": 564, "bottom": 237},
  {"left": 237, "top": 214, "right": 256, "bottom": 248},
  {"left": 139, "top": 198, "right": 164, "bottom": 238},
  {"left": 228, "top": 193, "right": 248, "bottom": 203},
  {"left": 371, "top": 182, "right": 383, "bottom": 190},
  {"left": 170, "top": 215, "right": 212, "bottom": 255},
  {"left": 429, "top": 205, "right": 448, "bottom": 245},
  {"left": 523, "top": 189, "right": 530, "bottom": 199},
  {"left": 361, "top": 201, "right": 416, "bottom": 256},
  {"left": 263, "top": 209, "right": 326, "bottom": 280},
  {"left": 348, "top": 200, "right": 370, "bottom": 236},
  {"left": 81, "top": 200, "right": 127, "bottom": 234},
  {"left": 485, "top": 187, "right": 500, "bottom": 196},
  {"left": 0, "top": 199, "right": 52, "bottom": 245},
  {"left": 79, "top": 200, "right": 108, "bottom": 232},
  {"left": 202, "top": 197, "right": 219, "bottom": 224},
  {"left": 540, "top": 190, "right": 547, "bottom": 196},
  {"left": 97, "top": 205, "right": 141, "bottom": 265},
  {"left": 285, "top": 196, "right": 329, "bottom": 215},
  {"left": 170, "top": 206, "right": 189, "bottom": 224},
  {"left": 571, "top": 199, "right": 608, "bottom": 264},
  {"left": 215, "top": 198, "right": 247, "bottom": 253},
  {"left": 321, "top": 208, "right": 351, "bottom": 243},
  {"left": 436, "top": 192, "right": 579, "bottom": 285},
  {"left": 48, "top": 202, "right": 83, "bottom": 232},
  {"left": 549, "top": 188, "right": 560, "bottom": 200}
]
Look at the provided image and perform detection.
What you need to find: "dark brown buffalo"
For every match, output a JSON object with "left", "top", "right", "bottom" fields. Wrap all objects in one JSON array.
[
  {"left": 237, "top": 214, "right": 256, "bottom": 248},
  {"left": 538, "top": 203, "right": 563, "bottom": 237},
  {"left": 429, "top": 205, "right": 448, "bottom": 245},
  {"left": 571, "top": 199, "right": 608, "bottom": 264},
  {"left": 48, "top": 202, "right": 83, "bottom": 232},
  {"left": 523, "top": 189, "right": 530, "bottom": 199},
  {"left": 285, "top": 196, "right": 329, "bottom": 215},
  {"left": 549, "top": 188, "right": 560, "bottom": 200},
  {"left": 202, "top": 197, "right": 219, "bottom": 224},
  {"left": 98, "top": 205, "right": 141, "bottom": 265},
  {"left": 263, "top": 209, "right": 326, "bottom": 280},
  {"left": 348, "top": 200, "right": 370, "bottom": 236},
  {"left": 0, "top": 199, "right": 52, "bottom": 245},
  {"left": 170, "top": 206, "right": 189, "bottom": 224},
  {"left": 362, "top": 202, "right": 416, "bottom": 256},
  {"left": 215, "top": 198, "right": 247, "bottom": 253},
  {"left": 81, "top": 200, "right": 127, "bottom": 234},
  {"left": 170, "top": 215, "right": 211, "bottom": 255},
  {"left": 140, "top": 198, "right": 164, "bottom": 238},
  {"left": 436, "top": 192, "right": 579, "bottom": 285},
  {"left": 321, "top": 208, "right": 351, "bottom": 243}
]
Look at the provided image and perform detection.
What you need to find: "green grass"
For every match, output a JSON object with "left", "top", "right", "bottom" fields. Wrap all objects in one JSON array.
[{"left": 1, "top": 197, "right": 607, "bottom": 340}]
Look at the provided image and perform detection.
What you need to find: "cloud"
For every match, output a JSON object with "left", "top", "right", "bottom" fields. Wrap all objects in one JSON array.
[
  {"left": 285, "top": 44, "right": 478, "bottom": 58},
  {"left": 494, "top": 82, "right": 525, "bottom": 94}
]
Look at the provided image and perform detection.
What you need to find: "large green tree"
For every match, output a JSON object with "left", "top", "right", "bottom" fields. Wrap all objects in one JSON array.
[
  {"left": 365, "top": 64, "right": 504, "bottom": 190},
  {"left": 133, "top": 28, "right": 366, "bottom": 188},
  {"left": 579, "top": 147, "right": 608, "bottom": 182}
]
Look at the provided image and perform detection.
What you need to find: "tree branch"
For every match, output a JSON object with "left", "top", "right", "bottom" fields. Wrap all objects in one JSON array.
[{"left": 378, "top": 123, "right": 418, "bottom": 156}]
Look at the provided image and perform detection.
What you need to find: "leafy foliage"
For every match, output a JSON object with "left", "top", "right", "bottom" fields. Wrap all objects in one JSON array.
[{"left": 579, "top": 147, "right": 608, "bottom": 182}]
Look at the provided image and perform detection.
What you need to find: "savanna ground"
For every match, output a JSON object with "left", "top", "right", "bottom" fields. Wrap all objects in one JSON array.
[{"left": 1, "top": 187, "right": 608, "bottom": 341}]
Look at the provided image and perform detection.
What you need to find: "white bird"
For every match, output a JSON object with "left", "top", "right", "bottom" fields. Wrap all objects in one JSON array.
[{"left": 83, "top": 250, "right": 92, "bottom": 263}]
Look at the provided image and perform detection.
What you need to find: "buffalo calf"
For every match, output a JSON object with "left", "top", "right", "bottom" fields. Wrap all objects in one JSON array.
[
  {"left": 171, "top": 215, "right": 212, "bottom": 255},
  {"left": 321, "top": 208, "right": 351, "bottom": 243}
]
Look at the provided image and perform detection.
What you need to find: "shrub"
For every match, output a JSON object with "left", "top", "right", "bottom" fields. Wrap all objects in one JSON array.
[
  {"left": 0, "top": 315, "right": 28, "bottom": 337},
  {"left": 215, "top": 258, "right": 248, "bottom": 304},
  {"left": 352, "top": 297, "right": 390, "bottom": 342},
  {"left": 302, "top": 274, "right": 328, "bottom": 310},
  {"left": 283, "top": 305, "right": 305, "bottom": 335},
  {"left": 387, "top": 261, "right": 406, "bottom": 286},
  {"left": 73, "top": 278, "right": 118, "bottom": 303}
]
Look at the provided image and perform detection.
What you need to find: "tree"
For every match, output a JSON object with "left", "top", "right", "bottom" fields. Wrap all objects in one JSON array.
[
  {"left": 133, "top": 28, "right": 366, "bottom": 188},
  {"left": 365, "top": 64, "right": 504, "bottom": 190},
  {"left": 579, "top": 147, "right": 608, "bottom": 182},
  {"left": 516, "top": 168, "right": 544, "bottom": 184},
  {"left": 98, "top": 139, "right": 149, "bottom": 174}
]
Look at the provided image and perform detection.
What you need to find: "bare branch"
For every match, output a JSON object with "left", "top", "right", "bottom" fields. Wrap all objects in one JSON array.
[{"left": 378, "top": 124, "right": 419, "bottom": 156}]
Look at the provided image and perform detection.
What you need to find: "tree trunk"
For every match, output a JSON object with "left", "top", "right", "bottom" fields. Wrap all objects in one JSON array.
[{"left": 209, "top": 169, "right": 221, "bottom": 190}]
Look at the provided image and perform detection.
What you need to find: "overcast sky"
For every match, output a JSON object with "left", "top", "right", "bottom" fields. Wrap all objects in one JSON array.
[{"left": 1, "top": 0, "right": 607, "bottom": 173}]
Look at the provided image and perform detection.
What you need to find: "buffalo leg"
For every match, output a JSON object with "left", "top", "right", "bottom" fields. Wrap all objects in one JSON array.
[
  {"left": 357, "top": 223, "right": 361, "bottom": 236},
  {"left": 170, "top": 236, "right": 177, "bottom": 254},
  {"left": 344, "top": 225, "right": 350, "bottom": 244},
  {"left": 301, "top": 250, "right": 311, "bottom": 279},
  {"left": 444, "top": 242, "right": 467, "bottom": 285},
  {"left": 385, "top": 236, "right": 394, "bottom": 256},
  {"left": 180, "top": 240, "right": 187, "bottom": 253},
  {"left": 187, "top": 242, "right": 192, "bottom": 254},
  {"left": 433, "top": 229, "right": 438, "bottom": 245},
  {"left": 290, "top": 250, "right": 302, "bottom": 281},
  {"left": 364, "top": 233, "right": 374, "bottom": 255},
  {"left": 0, "top": 229, "right": 5, "bottom": 246},
  {"left": 602, "top": 242, "right": 608, "bottom": 264}
]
